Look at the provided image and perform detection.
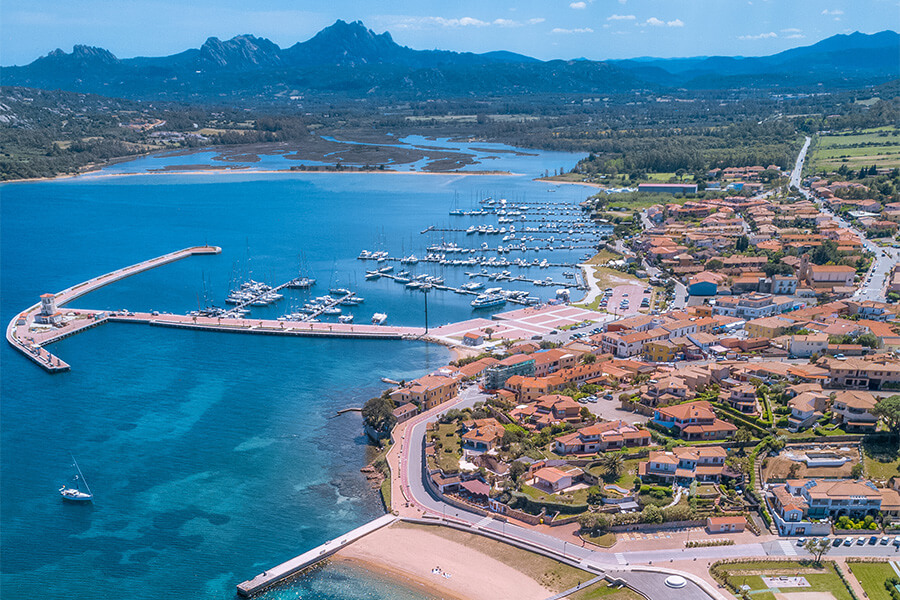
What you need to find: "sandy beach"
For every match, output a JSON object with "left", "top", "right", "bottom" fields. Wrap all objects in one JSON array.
[{"left": 335, "top": 522, "right": 561, "bottom": 600}]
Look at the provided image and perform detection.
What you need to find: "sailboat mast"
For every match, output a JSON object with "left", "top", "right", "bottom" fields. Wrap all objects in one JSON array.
[{"left": 70, "top": 453, "right": 93, "bottom": 496}]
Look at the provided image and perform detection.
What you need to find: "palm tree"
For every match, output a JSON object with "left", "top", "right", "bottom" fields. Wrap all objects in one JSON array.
[{"left": 600, "top": 453, "right": 625, "bottom": 480}]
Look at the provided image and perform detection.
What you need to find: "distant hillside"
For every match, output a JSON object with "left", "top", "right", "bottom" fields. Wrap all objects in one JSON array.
[{"left": 2, "top": 20, "right": 897, "bottom": 104}]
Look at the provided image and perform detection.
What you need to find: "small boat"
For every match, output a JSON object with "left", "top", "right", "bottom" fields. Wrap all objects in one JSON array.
[
  {"left": 372, "top": 312, "right": 388, "bottom": 325},
  {"left": 471, "top": 294, "right": 507, "bottom": 309},
  {"left": 60, "top": 455, "right": 93, "bottom": 503},
  {"left": 329, "top": 287, "right": 351, "bottom": 296},
  {"left": 338, "top": 315, "right": 354, "bottom": 323}
]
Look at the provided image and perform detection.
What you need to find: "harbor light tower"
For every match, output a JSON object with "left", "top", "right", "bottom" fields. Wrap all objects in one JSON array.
[{"left": 39, "top": 293, "right": 57, "bottom": 316}]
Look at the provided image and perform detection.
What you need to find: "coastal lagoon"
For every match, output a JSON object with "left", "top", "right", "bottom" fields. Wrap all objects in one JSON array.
[{"left": 0, "top": 139, "right": 585, "bottom": 598}]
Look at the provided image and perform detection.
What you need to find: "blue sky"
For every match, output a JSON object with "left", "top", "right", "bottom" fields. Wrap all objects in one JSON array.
[{"left": 1, "top": 0, "right": 896, "bottom": 66}]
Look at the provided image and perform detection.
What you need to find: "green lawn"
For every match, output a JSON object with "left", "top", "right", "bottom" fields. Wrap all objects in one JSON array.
[
  {"left": 717, "top": 561, "right": 854, "bottom": 600},
  {"left": 863, "top": 437, "right": 900, "bottom": 480},
  {"left": 582, "top": 531, "right": 617, "bottom": 548},
  {"left": 429, "top": 423, "right": 462, "bottom": 473},
  {"left": 848, "top": 561, "right": 897, "bottom": 600},
  {"left": 520, "top": 483, "right": 589, "bottom": 506},
  {"left": 586, "top": 249, "right": 622, "bottom": 264}
]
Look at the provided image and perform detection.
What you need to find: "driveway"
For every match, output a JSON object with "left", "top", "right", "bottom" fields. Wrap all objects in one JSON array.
[{"left": 587, "top": 398, "right": 647, "bottom": 425}]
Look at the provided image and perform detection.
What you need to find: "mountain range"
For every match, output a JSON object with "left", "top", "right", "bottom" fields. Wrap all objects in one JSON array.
[{"left": 2, "top": 20, "right": 898, "bottom": 104}]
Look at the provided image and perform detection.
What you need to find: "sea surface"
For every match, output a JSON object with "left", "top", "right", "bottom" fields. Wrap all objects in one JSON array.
[{"left": 0, "top": 138, "right": 586, "bottom": 598}]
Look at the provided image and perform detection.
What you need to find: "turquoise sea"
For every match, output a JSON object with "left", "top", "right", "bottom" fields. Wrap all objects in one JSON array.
[{"left": 0, "top": 138, "right": 585, "bottom": 598}]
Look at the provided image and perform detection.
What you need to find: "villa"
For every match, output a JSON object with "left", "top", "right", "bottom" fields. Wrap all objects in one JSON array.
[
  {"left": 552, "top": 420, "right": 651, "bottom": 455},
  {"left": 652, "top": 401, "right": 737, "bottom": 440},
  {"left": 638, "top": 446, "right": 727, "bottom": 484}
]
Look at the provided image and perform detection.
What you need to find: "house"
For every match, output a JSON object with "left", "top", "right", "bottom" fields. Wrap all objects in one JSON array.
[
  {"left": 687, "top": 272, "right": 724, "bottom": 296},
  {"left": 457, "top": 356, "right": 500, "bottom": 379},
  {"left": 504, "top": 374, "right": 567, "bottom": 403},
  {"left": 391, "top": 374, "right": 460, "bottom": 411},
  {"left": 652, "top": 401, "right": 737, "bottom": 440},
  {"left": 462, "top": 332, "right": 485, "bottom": 346},
  {"left": 707, "top": 516, "right": 746, "bottom": 533},
  {"left": 817, "top": 355, "right": 900, "bottom": 390},
  {"left": 723, "top": 384, "right": 759, "bottom": 415},
  {"left": 831, "top": 390, "right": 879, "bottom": 432},
  {"left": 392, "top": 402, "right": 418, "bottom": 424},
  {"left": 530, "top": 348, "right": 579, "bottom": 377},
  {"left": 745, "top": 316, "right": 795, "bottom": 339},
  {"left": 787, "top": 391, "right": 828, "bottom": 431},
  {"left": 638, "top": 446, "right": 727, "bottom": 483},
  {"left": 773, "top": 479, "right": 886, "bottom": 520},
  {"left": 461, "top": 418, "right": 506, "bottom": 453},
  {"left": 532, "top": 466, "right": 578, "bottom": 493},
  {"left": 644, "top": 339, "right": 683, "bottom": 363},
  {"left": 552, "top": 420, "right": 651, "bottom": 455},
  {"left": 790, "top": 334, "right": 829, "bottom": 358}
]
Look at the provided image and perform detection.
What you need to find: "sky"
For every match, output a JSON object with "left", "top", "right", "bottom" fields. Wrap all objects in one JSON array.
[{"left": 1, "top": 0, "right": 897, "bottom": 66}]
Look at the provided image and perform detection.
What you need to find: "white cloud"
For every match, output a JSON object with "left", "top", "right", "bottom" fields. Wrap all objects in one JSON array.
[
  {"left": 821, "top": 9, "right": 844, "bottom": 15},
  {"left": 739, "top": 31, "right": 778, "bottom": 40},
  {"left": 386, "top": 16, "right": 545, "bottom": 30},
  {"left": 643, "top": 17, "right": 683, "bottom": 27},
  {"left": 570, "top": 1, "right": 587, "bottom": 9},
  {"left": 607, "top": 14, "right": 636, "bottom": 20},
  {"left": 781, "top": 27, "right": 802, "bottom": 33},
  {"left": 551, "top": 27, "right": 594, "bottom": 34},
  {"left": 784, "top": 33, "right": 805, "bottom": 39}
]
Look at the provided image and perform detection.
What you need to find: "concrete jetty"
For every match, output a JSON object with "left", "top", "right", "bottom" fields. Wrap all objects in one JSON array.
[
  {"left": 6, "top": 246, "right": 220, "bottom": 373},
  {"left": 236, "top": 514, "right": 397, "bottom": 597}
]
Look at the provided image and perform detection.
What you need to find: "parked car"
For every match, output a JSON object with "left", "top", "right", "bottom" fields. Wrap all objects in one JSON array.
[
  {"left": 796, "top": 537, "right": 806, "bottom": 546},
  {"left": 843, "top": 537, "right": 853, "bottom": 546},
  {"left": 868, "top": 535, "right": 878, "bottom": 545},
  {"left": 881, "top": 536, "right": 890, "bottom": 545},
  {"left": 856, "top": 537, "right": 865, "bottom": 545}
]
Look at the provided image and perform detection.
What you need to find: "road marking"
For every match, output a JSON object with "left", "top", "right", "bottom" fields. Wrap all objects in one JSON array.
[
  {"left": 890, "top": 561, "right": 900, "bottom": 577},
  {"left": 615, "top": 553, "right": 627, "bottom": 565},
  {"left": 778, "top": 540, "right": 797, "bottom": 556},
  {"left": 474, "top": 516, "right": 493, "bottom": 529}
]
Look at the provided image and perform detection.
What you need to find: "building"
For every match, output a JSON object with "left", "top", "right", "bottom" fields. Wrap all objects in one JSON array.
[
  {"left": 552, "top": 420, "right": 651, "bottom": 455},
  {"left": 773, "top": 479, "right": 886, "bottom": 520},
  {"left": 392, "top": 402, "right": 418, "bottom": 424},
  {"left": 462, "top": 332, "right": 484, "bottom": 346},
  {"left": 787, "top": 391, "right": 829, "bottom": 431},
  {"left": 817, "top": 355, "right": 900, "bottom": 390},
  {"left": 34, "top": 293, "right": 64, "bottom": 326},
  {"left": 745, "top": 316, "right": 795, "bottom": 339},
  {"left": 652, "top": 401, "right": 737, "bottom": 440},
  {"left": 713, "top": 293, "right": 799, "bottom": 319},
  {"left": 638, "top": 183, "right": 698, "bottom": 195},
  {"left": 391, "top": 374, "right": 460, "bottom": 411},
  {"left": 687, "top": 272, "right": 722, "bottom": 296},
  {"left": 461, "top": 418, "right": 506, "bottom": 453},
  {"left": 806, "top": 264, "right": 856, "bottom": 289},
  {"left": 723, "top": 384, "right": 759, "bottom": 415},
  {"left": 789, "top": 334, "right": 829, "bottom": 358},
  {"left": 831, "top": 390, "right": 879, "bottom": 432},
  {"left": 644, "top": 339, "right": 683, "bottom": 363},
  {"left": 531, "top": 348, "right": 579, "bottom": 377},
  {"left": 484, "top": 355, "right": 536, "bottom": 390},
  {"left": 638, "top": 446, "right": 727, "bottom": 484},
  {"left": 706, "top": 516, "right": 746, "bottom": 533},
  {"left": 511, "top": 394, "right": 582, "bottom": 428},
  {"left": 531, "top": 466, "right": 577, "bottom": 493}
]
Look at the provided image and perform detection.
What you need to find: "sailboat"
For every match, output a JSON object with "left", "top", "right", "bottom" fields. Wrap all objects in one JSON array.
[{"left": 60, "top": 454, "right": 93, "bottom": 503}]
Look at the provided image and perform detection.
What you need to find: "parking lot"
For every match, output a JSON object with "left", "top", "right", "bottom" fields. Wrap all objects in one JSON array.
[
  {"left": 599, "top": 284, "right": 652, "bottom": 317},
  {"left": 586, "top": 397, "right": 648, "bottom": 425}
]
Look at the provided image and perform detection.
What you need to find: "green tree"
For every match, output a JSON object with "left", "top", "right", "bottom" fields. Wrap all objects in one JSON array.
[
  {"left": 509, "top": 461, "right": 528, "bottom": 482},
  {"left": 873, "top": 395, "right": 900, "bottom": 436},
  {"left": 856, "top": 333, "right": 879, "bottom": 348},
  {"left": 362, "top": 395, "right": 396, "bottom": 435},
  {"left": 851, "top": 463, "right": 864, "bottom": 478},
  {"left": 582, "top": 353, "right": 597, "bottom": 364},
  {"left": 600, "top": 453, "right": 625, "bottom": 480},
  {"left": 735, "top": 428, "right": 753, "bottom": 443},
  {"left": 804, "top": 537, "right": 831, "bottom": 563},
  {"left": 580, "top": 406, "right": 593, "bottom": 420},
  {"left": 735, "top": 235, "right": 750, "bottom": 252},
  {"left": 641, "top": 504, "right": 664, "bottom": 524}
]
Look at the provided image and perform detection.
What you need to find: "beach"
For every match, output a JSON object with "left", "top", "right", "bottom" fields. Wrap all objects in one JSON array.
[{"left": 335, "top": 522, "right": 561, "bottom": 600}]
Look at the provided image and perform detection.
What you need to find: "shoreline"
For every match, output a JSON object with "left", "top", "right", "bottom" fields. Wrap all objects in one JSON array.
[
  {"left": 331, "top": 556, "right": 468, "bottom": 600},
  {"left": 3, "top": 166, "right": 518, "bottom": 184},
  {"left": 535, "top": 176, "right": 608, "bottom": 189}
]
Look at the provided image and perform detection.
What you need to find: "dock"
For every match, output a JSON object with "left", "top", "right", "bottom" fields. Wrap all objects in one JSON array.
[
  {"left": 8, "top": 246, "right": 427, "bottom": 373},
  {"left": 236, "top": 514, "right": 397, "bottom": 597},
  {"left": 5, "top": 245, "right": 221, "bottom": 373}
]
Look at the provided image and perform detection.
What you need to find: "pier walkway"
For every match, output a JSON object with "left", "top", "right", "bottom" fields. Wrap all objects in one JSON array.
[
  {"left": 236, "top": 514, "right": 397, "bottom": 597},
  {"left": 7, "top": 246, "right": 425, "bottom": 372},
  {"left": 6, "top": 246, "right": 221, "bottom": 372}
]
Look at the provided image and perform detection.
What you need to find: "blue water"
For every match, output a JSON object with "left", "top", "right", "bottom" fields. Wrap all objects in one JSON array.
[{"left": 0, "top": 140, "right": 586, "bottom": 598}]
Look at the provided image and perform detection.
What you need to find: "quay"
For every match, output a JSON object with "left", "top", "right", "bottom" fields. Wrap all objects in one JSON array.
[
  {"left": 5, "top": 245, "right": 221, "bottom": 373},
  {"left": 8, "top": 246, "right": 426, "bottom": 372},
  {"left": 236, "top": 514, "right": 397, "bottom": 597}
]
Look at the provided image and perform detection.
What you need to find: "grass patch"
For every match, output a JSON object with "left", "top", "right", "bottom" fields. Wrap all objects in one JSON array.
[
  {"left": 582, "top": 531, "right": 617, "bottom": 548},
  {"left": 520, "top": 483, "right": 590, "bottom": 506},
  {"left": 428, "top": 423, "right": 462, "bottom": 473},
  {"left": 848, "top": 561, "right": 896, "bottom": 600},
  {"left": 396, "top": 521, "right": 593, "bottom": 593},
  {"left": 863, "top": 437, "right": 900, "bottom": 481},
  {"left": 570, "top": 580, "right": 643, "bottom": 600},
  {"left": 586, "top": 249, "right": 622, "bottom": 264},
  {"left": 576, "top": 267, "right": 645, "bottom": 311},
  {"left": 717, "top": 560, "right": 854, "bottom": 600},
  {"left": 380, "top": 478, "right": 391, "bottom": 511}
]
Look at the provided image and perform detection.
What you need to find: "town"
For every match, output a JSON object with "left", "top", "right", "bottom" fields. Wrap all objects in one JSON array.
[{"left": 356, "top": 139, "right": 900, "bottom": 600}]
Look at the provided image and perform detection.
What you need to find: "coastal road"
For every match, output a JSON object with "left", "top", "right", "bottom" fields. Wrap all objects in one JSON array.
[{"left": 400, "top": 394, "right": 728, "bottom": 600}]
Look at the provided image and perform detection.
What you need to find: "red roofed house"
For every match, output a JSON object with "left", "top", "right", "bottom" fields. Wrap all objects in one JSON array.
[
  {"left": 638, "top": 446, "right": 727, "bottom": 483},
  {"left": 531, "top": 466, "right": 578, "bottom": 493},
  {"left": 652, "top": 400, "right": 737, "bottom": 440},
  {"left": 553, "top": 420, "right": 651, "bottom": 455},
  {"left": 391, "top": 373, "right": 460, "bottom": 411},
  {"left": 461, "top": 418, "right": 506, "bottom": 452},
  {"left": 707, "top": 516, "right": 746, "bottom": 533}
]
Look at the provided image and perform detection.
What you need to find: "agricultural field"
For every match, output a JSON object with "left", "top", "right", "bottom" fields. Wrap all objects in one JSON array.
[{"left": 810, "top": 127, "right": 900, "bottom": 171}]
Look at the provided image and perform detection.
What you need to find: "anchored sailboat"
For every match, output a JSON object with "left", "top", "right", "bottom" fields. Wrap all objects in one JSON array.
[{"left": 59, "top": 454, "right": 93, "bottom": 503}]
